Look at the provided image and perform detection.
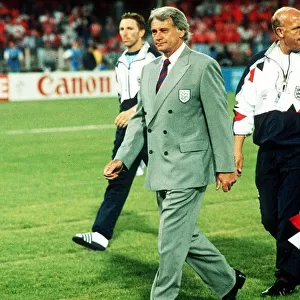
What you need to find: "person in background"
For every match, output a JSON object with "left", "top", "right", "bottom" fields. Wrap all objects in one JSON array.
[
  {"left": 4, "top": 41, "right": 24, "bottom": 72},
  {"left": 103, "top": 6, "right": 245, "bottom": 300},
  {"left": 63, "top": 40, "right": 82, "bottom": 71},
  {"left": 234, "top": 6, "right": 300, "bottom": 297},
  {"left": 92, "top": 45, "right": 103, "bottom": 68},
  {"left": 72, "top": 12, "right": 160, "bottom": 251},
  {"left": 82, "top": 43, "right": 97, "bottom": 70},
  {"left": 39, "top": 41, "right": 58, "bottom": 72}
]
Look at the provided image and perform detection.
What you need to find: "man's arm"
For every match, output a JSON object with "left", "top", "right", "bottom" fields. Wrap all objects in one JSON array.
[
  {"left": 199, "top": 58, "right": 238, "bottom": 192},
  {"left": 114, "top": 105, "right": 137, "bottom": 128},
  {"left": 114, "top": 92, "right": 146, "bottom": 170},
  {"left": 103, "top": 159, "right": 124, "bottom": 180},
  {"left": 234, "top": 135, "right": 246, "bottom": 176},
  {"left": 200, "top": 59, "right": 236, "bottom": 173}
]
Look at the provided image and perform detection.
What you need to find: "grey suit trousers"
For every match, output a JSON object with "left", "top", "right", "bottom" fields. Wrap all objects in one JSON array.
[{"left": 150, "top": 187, "right": 235, "bottom": 299}]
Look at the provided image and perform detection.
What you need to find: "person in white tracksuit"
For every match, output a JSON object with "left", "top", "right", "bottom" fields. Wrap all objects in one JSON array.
[
  {"left": 234, "top": 6, "right": 300, "bottom": 297},
  {"left": 72, "top": 12, "right": 160, "bottom": 251}
]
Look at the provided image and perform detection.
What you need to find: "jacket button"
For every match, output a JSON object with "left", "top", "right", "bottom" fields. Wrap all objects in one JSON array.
[
  {"left": 149, "top": 150, "right": 153, "bottom": 154},
  {"left": 168, "top": 110, "right": 173, "bottom": 114},
  {"left": 163, "top": 130, "right": 167, "bottom": 134},
  {"left": 164, "top": 151, "right": 168, "bottom": 155},
  {"left": 148, "top": 128, "right": 152, "bottom": 133}
]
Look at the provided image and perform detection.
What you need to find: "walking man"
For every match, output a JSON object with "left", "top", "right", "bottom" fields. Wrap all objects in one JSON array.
[
  {"left": 73, "top": 12, "right": 160, "bottom": 250},
  {"left": 234, "top": 6, "right": 300, "bottom": 297},
  {"left": 104, "top": 6, "right": 246, "bottom": 300}
]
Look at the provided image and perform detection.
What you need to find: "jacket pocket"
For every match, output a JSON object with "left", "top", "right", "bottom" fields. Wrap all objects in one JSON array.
[{"left": 179, "top": 140, "right": 208, "bottom": 153}]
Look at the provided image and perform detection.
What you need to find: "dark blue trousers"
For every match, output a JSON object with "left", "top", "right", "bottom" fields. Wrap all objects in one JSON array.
[
  {"left": 92, "top": 102, "right": 148, "bottom": 240},
  {"left": 256, "top": 146, "right": 300, "bottom": 284}
]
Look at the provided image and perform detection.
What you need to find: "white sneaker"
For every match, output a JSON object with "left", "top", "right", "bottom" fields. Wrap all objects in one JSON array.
[
  {"left": 136, "top": 161, "right": 146, "bottom": 176},
  {"left": 136, "top": 165, "right": 144, "bottom": 176},
  {"left": 72, "top": 232, "right": 109, "bottom": 251}
]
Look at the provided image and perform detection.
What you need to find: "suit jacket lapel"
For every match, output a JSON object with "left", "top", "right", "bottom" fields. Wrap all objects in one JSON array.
[
  {"left": 146, "top": 59, "right": 162, "bottom": 125},
  {"left": 147, "top": 47, "right": 191, "bottom": 125}
]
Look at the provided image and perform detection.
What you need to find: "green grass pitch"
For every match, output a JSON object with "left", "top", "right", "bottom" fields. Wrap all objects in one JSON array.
[{"left": 0, "top": 95, "right": 298, "bottom": 299}]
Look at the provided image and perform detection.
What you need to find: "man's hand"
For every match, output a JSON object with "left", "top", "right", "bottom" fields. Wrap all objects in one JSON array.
[
  {"left": 215, "top": 172, "right": 237, "bottom": 192},
  {"left": 235, "top": 151, "right": 244, "bottom": 177},
  {"left": 234, "top": 135, "right": 246, "bottom": 177},
  {"left": 104, "top": 159, "right": 124, "bottom": 180},
  {"left": 114, "top": 105, "right": 137, "bottom": 128}
]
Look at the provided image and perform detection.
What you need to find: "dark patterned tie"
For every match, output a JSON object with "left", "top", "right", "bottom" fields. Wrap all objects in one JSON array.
[{"left": 156, "top": 59, "right": 170, "bottom": 93}]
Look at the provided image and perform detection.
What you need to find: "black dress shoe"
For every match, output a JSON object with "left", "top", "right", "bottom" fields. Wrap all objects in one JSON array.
[
  {"left": 223, "top": 269, "right": 246, "bottom": 300},
  {"left": 261, "top": 278, "right": 296, "bottom": 297}
]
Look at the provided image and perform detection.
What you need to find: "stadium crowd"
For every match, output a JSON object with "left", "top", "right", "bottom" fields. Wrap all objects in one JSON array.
[{"left": 0, "top": 0, "right": 298, "bottom": 72}]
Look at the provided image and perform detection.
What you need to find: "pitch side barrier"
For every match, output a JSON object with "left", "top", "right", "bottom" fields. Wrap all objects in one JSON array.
[
  {"left": 0, "top": 68, "right": 244, "bottom": 102},
  {"left": 221, "top": 67, "right": 246, "bottom": 94},
  {"left": 0, "top": 71, "right": 118, "bottom": 102}
]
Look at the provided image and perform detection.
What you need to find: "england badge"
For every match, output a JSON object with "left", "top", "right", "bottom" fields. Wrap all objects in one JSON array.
[
  {"left": 178, "top": 89, "right": 191, "bottom": 103},
  {"left": 294, "top": 86, "right": 300, "bottom": 101}
]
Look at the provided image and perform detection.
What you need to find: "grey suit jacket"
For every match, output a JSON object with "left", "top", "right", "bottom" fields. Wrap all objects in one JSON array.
[{"left": 115, "top": 45, "right": 235, "bottom": 191}]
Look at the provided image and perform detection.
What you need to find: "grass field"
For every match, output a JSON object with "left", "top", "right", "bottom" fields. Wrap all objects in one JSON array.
[{"left": 0, "top": 94, "right": 298, "bottom": 300}]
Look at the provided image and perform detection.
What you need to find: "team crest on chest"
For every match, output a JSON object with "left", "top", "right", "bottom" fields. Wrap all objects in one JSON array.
[
  {"left": 294, "top": 86, "right": 300, "bottom": 101},
  {"left": 178, "top": 89, "right": 191, "bottom": 103}
]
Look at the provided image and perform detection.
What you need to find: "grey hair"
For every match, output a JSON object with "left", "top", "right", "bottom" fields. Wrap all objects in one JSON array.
[{"left": 148, "top": 6, "right": 191, "bottom": 42}]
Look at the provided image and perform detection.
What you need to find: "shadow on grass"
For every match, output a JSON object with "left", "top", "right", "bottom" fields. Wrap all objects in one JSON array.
[
  {"left": 91, "top": 234, "right": 279, "bottom": 299},
  {"left": 102, "top": 253, "right": 215, "bottom": 299},
  {"left": 101, "top": 253, "right": 156, "bottom": 299},
  {"left": 211, "top": 235, "right": 275, "bottom": 280},
  {"left": 113, "top": 210, "right": 159, "bottom": 239}
]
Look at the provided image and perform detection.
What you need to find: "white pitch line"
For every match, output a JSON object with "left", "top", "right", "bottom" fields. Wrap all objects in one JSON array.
[{"left": 5, "top": 124, "right": 115, "bottom": 135}]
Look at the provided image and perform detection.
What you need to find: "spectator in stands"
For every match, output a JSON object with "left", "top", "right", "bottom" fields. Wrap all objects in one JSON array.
[
  {"left": 0, "top": 18, "right": 8, "bottom": 48},
  {"left": 103, "top": 16, "right": 117, "bottom": 41},
  {"left": 6, "top": 16, "right": 27, "bottom": 42},
  {"left": 208, "top": 45, "right": 218, "bottom": 59},
  {"left": 92, "top": 45, "right": 103, "bottom": 66},
  {"left": 22, "top": 29, "right": 41, "bottom": 54},
  {"left": 95, "top": 45, "right": 108, "bottom": 71},
  {"left": 38, "top": 41, "right": 58, "bottom": 71},
  {"left": 4, "top": 41, "right": 24, "bottom": 72},
  {"left": 82, "top": 43, "right": 97, "bottom": 70},
  {"left": 0, "top": 0, "right": 284, "bottom": 70},
  {"left": 60, "top": 24, "right": 78, "bottom": 48},
  {"left": 216, "top": 44, "right": 233, "bottom": 66},
  {"left": 42, "top": 26, "right": 61, "bottom": 49},
  {"left": 39, "top": 11, "right": 56, "bottom": 36},
  {"left": 63, "top": 40, "right": 83, "bottom": 71},
  {"left": 90, "top": 16, "right": 103, "bottom": 44}
]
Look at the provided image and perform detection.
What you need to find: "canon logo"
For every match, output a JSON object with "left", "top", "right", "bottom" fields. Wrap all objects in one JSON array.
[
  {"left": 0, "top": 74, "right": 9, "bottom": 101},
  {"left": 37, "top": 74, "right": 111, "bottom": 96}
]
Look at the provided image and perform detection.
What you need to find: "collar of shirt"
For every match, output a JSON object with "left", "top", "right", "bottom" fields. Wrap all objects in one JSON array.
[
  {"left": 162, "top": 42, "right": 186, "bottom": 72},
  {"left": 276, "top": 44, "right": 290, "bottom": 75},
  {"left": 125, "top": 49, "right": 139, "bottom": 65}
]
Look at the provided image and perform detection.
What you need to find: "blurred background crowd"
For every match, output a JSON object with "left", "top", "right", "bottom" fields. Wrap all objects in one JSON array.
[{"left": 0, "top": 0, "right": 299, "bottom": 73}]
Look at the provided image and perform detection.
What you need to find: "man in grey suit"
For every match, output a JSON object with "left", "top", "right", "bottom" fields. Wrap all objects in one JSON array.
[{"left": 104, "top": 6, "right": 246, "bottom": 300}]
